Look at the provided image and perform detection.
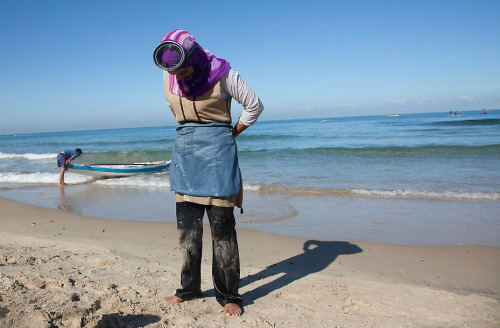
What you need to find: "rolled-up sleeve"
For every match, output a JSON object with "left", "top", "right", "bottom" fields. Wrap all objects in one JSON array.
[{"left": 221, "top": 68, "right": 264, "bottom": 126}]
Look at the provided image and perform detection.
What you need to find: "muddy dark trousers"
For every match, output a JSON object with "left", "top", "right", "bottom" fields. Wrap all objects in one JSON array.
[{"left": 174, "top": 201, "right": 242, "bottom": 306}]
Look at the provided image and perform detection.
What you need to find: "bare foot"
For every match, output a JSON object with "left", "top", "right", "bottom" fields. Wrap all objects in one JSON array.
[
  {"left": 164, "top": 295, "right": 183, "bottom": 304},
  {"left": 224, "top": 303, "right": 242, "bottom": 317}
]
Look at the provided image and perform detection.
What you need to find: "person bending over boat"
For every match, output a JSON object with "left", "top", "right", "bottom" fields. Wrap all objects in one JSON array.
[
  {"left": 57, "top": 148, "right": 82, "bottom": 185},
  {"left": 153, "top": 29, "right": 264, "bottom": 317}
]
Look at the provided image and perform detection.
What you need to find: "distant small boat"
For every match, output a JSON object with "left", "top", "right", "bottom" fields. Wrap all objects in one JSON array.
[
  {"left": 319, "top": 120, "right": 331, "bottom": 122},
  {"left": 481, "top": 108, "right": 487, "bottom": 114},
  {"left": 449, "top": 110, "right": 463, "bottom": 117},
  {"left": 68, "top": 161, "right": 170, "bottom": 178},
  {"left": 388, "top": 114, "right": 400, "bottom": 117}
]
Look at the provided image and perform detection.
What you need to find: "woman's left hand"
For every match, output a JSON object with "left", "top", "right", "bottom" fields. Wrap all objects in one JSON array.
[{"left": 232, "top": 122, "right": 248, "bottom": 138}]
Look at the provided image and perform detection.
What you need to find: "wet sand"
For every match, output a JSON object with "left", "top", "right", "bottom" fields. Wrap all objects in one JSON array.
[
  {"left": 1, "top": 184, "right": 499, "bottom": 246},
  {"left": 0, "top": 196, "right": 499, "bottom": 327}
]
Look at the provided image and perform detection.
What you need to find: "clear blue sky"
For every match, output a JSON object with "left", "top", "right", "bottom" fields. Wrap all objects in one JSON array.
[{"left": 1, "top": 0, "right": 499, "bottom": 134}]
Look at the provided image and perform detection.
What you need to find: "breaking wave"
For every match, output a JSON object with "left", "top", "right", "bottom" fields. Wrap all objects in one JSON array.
[{"left": 245, "top": 183, "right": 499, "bottom": 201}]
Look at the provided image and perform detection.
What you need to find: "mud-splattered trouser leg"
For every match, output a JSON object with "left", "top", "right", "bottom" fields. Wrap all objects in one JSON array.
[
  {"left": 174, "top": 201, "right": 242, "bottom": 306},
  {"left": 175, "top": 202, "right": 204, "bottom": 301},
  {"left": 206, "top": 205, "right": 242, "bottom": 306}
]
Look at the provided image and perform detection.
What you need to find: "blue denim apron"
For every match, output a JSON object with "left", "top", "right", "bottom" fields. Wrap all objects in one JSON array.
[{"left": 170, "top": 122, "right": 241, "bottom": 197}]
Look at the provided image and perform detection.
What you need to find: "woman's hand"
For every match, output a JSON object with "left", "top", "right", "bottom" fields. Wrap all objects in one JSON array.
[{"left": 232, "top": 122, "right": 248, "bottom": 138}]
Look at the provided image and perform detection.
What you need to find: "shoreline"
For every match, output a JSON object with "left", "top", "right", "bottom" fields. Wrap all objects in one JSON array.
[
  {"left": 1, "top": 196, "right": 499, "bottom": 327},
  {"left": 1, "top": 185, "right": 499, "bottom": 247}
]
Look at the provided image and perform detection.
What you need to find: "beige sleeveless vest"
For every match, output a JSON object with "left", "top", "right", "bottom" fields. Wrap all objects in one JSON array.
[{"left": 164, "top": 75, "right": 232, "bottom": 123}]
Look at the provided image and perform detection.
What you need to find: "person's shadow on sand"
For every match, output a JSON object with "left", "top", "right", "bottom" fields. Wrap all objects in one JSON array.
[
  {"left": 94, "top": 313, "right": 161, "bottom": 328},
  {"left": 239, "top": 240, "right": 362, "bottom": 305}
]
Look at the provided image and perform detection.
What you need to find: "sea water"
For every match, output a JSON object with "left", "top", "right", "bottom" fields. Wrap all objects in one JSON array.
[{"left": 1, "top": 110, "right": 499, "bottom": 246}]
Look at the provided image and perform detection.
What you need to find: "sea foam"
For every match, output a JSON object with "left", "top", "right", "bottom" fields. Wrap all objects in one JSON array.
[
  {"left": 0, "top": 172, "right": 90, "bottom": 185},
  {"left": 0, "top": 152, "right": 55, "bottom": 160}
]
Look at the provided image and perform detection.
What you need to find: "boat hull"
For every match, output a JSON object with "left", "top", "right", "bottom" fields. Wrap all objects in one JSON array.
[{"left": 68, "top": 161, "right": 170, "bottom": 177}]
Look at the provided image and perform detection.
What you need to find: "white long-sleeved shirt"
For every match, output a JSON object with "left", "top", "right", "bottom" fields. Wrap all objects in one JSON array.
[{"left": 219, "top": 68, "right": 264, "bottom": 127}]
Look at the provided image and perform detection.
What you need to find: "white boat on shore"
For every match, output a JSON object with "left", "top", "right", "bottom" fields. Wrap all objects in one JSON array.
[{"left": 68, "top": 161, "right": 170, "bottom": 178}]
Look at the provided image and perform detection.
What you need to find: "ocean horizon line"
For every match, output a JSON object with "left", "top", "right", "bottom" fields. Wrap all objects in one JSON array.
[{"left": 2, "top": 108, "right": 498, "bottom": 136}]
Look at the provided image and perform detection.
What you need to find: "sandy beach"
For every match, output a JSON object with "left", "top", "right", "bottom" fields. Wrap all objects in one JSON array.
[{"left": 0, "top": 196, "right": 499, "bottom": 327}]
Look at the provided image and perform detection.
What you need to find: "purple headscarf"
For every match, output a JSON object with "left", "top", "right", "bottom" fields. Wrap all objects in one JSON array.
[{"left": 161, "top": 29, "right": 230, "bottom": 97}]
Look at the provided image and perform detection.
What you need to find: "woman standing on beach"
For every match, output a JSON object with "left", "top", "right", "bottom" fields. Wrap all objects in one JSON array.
[{"left": 153, "top": 29, "right": 264, "bottom": 317}]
